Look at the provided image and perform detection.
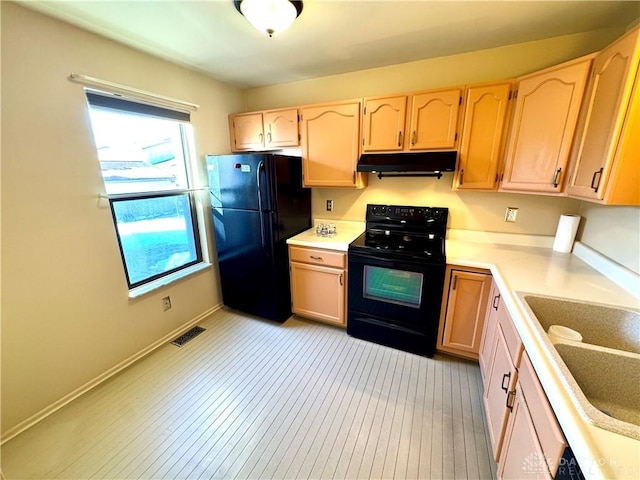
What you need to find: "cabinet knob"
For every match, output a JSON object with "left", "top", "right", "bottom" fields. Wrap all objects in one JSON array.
[
  {"left": 501, "top": 372, "right": 511, "bottom": 392},
  {"left": 591, "top": 167, "right": 604, "bottom": 192},
  {"left": 492, "top": 294, "right": 501, "bottom": 311}
]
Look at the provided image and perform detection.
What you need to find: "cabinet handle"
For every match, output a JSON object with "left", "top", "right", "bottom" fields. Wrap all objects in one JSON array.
[
  {"left": 259, "top": 132, "right": 263, "bottom": 144},
  {"left": 506, "top": 389, "right": 516, "bottom": 412},
  {"left": 310, "top": 255, "right": 323, "bottom": 261},
  {"left": 492, "top": 293, "right": 501, "bottom": 311},
  {"left": 411, "top": 131, "right": 416, "bottom": 146},
  {"left": 451, "top": 275, "right": 458, "bottom": 290},
  {"left": 339, "top": 273, "right": 343, "bottom": 286},
  {"left": 397, "top": 131, "right": 403, "bottom": 147},
  {"left": 591, "top": 167, "right": 604, "bottom": 192},
  {"left": 552, "top": 167, "right": 562, "bottom": 187},
  {"left": 459, "top": 169, "right": 464, "bottom": 185},
  {"left": 267, "top": 132, "right": 272, "bottom": 144},
  {"left": 501, "top": 372, "right": 511, "bottom": 392}
]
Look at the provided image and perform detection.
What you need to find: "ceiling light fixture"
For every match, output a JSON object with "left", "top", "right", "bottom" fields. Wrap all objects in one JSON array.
[{"left": 234, "top": 0, "right": 303, "bottom": 37}]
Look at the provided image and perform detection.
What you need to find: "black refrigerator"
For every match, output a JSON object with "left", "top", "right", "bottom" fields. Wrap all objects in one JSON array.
[{"left": 206, "top": 154, "right": 311, "bottom": 322}]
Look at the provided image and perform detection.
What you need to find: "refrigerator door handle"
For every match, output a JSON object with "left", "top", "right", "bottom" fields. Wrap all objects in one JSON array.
[{"left": 256, "top": 160, "right": 268, "bottom": 255}]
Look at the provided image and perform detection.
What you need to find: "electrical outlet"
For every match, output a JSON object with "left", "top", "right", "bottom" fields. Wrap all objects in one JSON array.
[
  {"left": 505, "top": 207, "right": 519, "bottom": 223},
  {"left": 326, "top": 200, "right": 333, "bottom": 211},
  {"left": 162, "top": 296, "right": 172, "bottom": 311}
]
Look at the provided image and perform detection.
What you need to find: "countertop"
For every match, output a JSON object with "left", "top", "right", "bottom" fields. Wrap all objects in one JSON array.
[
  {"left": 288, "top": 225, "right": 640, "bottom": 479},
  {"left": 287, "top": 220, "right": 364, "bottom": 252},
  {"left": 446, "top": 239, "right": 640, "bottom": 480}
]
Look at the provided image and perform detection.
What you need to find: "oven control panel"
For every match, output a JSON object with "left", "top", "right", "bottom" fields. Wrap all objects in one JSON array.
[{"left": 367, "top": 204, "right": 448, "bottom": 225}]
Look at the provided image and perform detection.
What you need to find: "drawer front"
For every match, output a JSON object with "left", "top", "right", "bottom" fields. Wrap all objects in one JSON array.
[
  {"left": 519, "top": 352, "right": 567, "bottom": 476},
  {"left": 289, "top": 246, "right": 346, "bottom": 268},
  {"left": 498, "top": 308, "right": 524, "bottom": 367}
]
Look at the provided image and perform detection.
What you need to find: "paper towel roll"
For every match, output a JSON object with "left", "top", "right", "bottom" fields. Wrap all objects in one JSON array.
[{"left": 552, "top": 214, "right": 581, "bottom": 253}]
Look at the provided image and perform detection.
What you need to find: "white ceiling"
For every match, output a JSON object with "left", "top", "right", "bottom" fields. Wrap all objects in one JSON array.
[{"left": 20, "top": 0, "right": 640, "bottom": 89}]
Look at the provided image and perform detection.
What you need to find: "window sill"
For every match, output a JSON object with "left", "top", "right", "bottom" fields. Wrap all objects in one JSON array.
[{"left": 128, "top": 262, "right": 212, "bottom": 299}]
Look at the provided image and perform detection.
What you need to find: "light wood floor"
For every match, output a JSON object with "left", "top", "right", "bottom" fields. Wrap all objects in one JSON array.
[{"left": 2, "top": 309, "right": 497, "bottom": 479}]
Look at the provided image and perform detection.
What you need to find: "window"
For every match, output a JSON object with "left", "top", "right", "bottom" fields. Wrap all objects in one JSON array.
[{"left": 86, "top": 92, "right": 203, "bottom": 289}]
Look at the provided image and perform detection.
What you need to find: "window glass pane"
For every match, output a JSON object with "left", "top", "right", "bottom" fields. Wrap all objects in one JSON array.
[
  {"left": 363, "top": 266, "right": 423, "bottom": 308},
  {"left": 88, "top": 107, "right": 188, "bottom": 194},
  {"left": 111, "top": 195, "right": 200, "bottom": 287}
]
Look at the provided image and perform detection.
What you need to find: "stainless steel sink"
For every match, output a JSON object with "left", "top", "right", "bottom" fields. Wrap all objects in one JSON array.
[{"left": 517, "top": 292, "right": 640, "bottom": 439}]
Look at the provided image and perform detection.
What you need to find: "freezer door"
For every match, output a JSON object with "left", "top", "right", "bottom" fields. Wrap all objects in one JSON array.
[
  {"left": 213, "top": 207, "right": 291, "bottom": 321},
  {"left": 206, "top": 154, "right": 273, "bottom": 211},
  {"left": 272, "top": 155, "right": 311, "bottom": 240}
]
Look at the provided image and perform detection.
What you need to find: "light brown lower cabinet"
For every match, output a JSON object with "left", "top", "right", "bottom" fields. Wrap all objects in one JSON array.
[
  {"left": 498, "top": 352, "right": 567, "bottom": 479},
  {"left": 479, "top": 281, "right": 501, "bottom": 380},
  {"left": 289, "top": 246, "right": 346, "bottom": 327},
  {"left": 483, "top": 305, "right": 521, "bottom": 460},
  {"left": 479, "top": 287, "right": 568, "bottom": 479},
  {"left": 437, "top": 266, "right": 492, "bottom": 359}
]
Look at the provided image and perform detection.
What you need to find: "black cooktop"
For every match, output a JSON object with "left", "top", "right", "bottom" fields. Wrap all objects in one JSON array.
[{"left": 348, "top": 204, "right": 448, "bottom": 263}]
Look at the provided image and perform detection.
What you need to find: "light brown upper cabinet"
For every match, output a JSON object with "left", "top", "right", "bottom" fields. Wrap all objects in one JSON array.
[
  {"left": 362, "top": 88, "right": 462, "bottom": 152},
  {"left": 362, "top": 95, "right": 407, "bottom": 151},
  {"left": 454, "top": 81, "right": 514, "bottom": 190},
  {"left": 566, "top": 26, "right": 640, "bottom": 205},
  {"left": 408, "top": 87, "right": 463, "bottom": 150},
  {"left": 229, "top": 107, "right": 299, "bottom": 151},
  {"left": 500, "top": 55, "right": 593, "bottom": 193},
  {"left": 300, "top": 100, "right": 367, "bottom": 188}
]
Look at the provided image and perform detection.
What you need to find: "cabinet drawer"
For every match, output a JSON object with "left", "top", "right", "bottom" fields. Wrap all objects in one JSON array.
[
  {"left": 519, "top": 352, "right": 567, "bottom": 475},
  {"left": 498, "top": 308, "right": 523, "bottom": 367},
  {"left": 289, "top": 246, "right": 346, "bottom": 268}
]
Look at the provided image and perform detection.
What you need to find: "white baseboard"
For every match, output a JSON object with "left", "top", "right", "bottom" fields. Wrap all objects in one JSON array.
[{"left": 0, "top": 304, "right": 222, "bottom": 445}]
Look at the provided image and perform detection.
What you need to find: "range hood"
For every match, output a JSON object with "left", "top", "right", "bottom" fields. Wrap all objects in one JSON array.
[{"left": 356, "top": 151, "right": 457, "bottom": 179}]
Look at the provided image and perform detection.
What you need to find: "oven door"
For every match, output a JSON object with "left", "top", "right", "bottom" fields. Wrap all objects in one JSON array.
[{"left": 347, "top": 250, "right": 445, "bottom": 331}]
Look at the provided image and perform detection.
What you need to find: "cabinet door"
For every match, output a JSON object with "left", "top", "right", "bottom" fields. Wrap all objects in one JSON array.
[
  {"left": 440, "top": 269, "right": 492, "bottom": 359},
  {"left": 408, "top": 88, "right": 462, "bottom": 150},
  {"left": 300, "top": 101, "right": 365, "bottom": 188},
  {"left": 498, "top": 383, "right": 553, "bottom": 480},
  {"left": 455, "top": 82, "right": 513, "bottom": 190},
  {"left": 362, "top": 95, "right": 407, "bottom": 151},
  {"left": 230, "top": 112, "right": 265, "bottom": 151},
  {"left": 264, "top": 108, "right": 299, "bottom": 149},
  {"left": 479, "top": 282, "right": 501, "bottom": 380},
  {"left": 567, "top": 27, "right": 640, "bottom": 204},
  {"left": 484, "top": 323, "right": 517, "bottom": 460},
  {"left": 501, "top": 57, "right": 592, "bottom": 193},
  {"left": 290, "top": 261, "right": 345, "bottom": 326}
]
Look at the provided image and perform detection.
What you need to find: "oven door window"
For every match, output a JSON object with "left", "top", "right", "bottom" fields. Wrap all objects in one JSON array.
[{"left": 363, "top": 265, "right": 423, "bottom": 308}]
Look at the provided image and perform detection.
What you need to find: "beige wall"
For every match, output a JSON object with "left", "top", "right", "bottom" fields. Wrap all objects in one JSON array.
[
  {"left": 243, "top": 27, "right": 640, "bottom": 271},
  {"left": 0, "top": 2, "right": 242, "bottom": 435},
  {"left": 578, "top": 204, "right": 640, "bottom": 275},
  {"left": 242, "top": 28, "right": 624, "bottom": 111},
  {"left": 311, "top": 179, "right": 582, "bottom": 235}
]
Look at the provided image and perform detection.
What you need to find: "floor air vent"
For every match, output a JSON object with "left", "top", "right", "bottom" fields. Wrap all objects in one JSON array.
[{"left": 171, "top": 326, "right": 206, "bottom": 347}]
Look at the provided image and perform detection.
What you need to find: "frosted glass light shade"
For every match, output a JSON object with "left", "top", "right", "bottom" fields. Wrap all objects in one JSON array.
[{"left": 238, "top": 0, "right": 300, "bottom": 37}]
